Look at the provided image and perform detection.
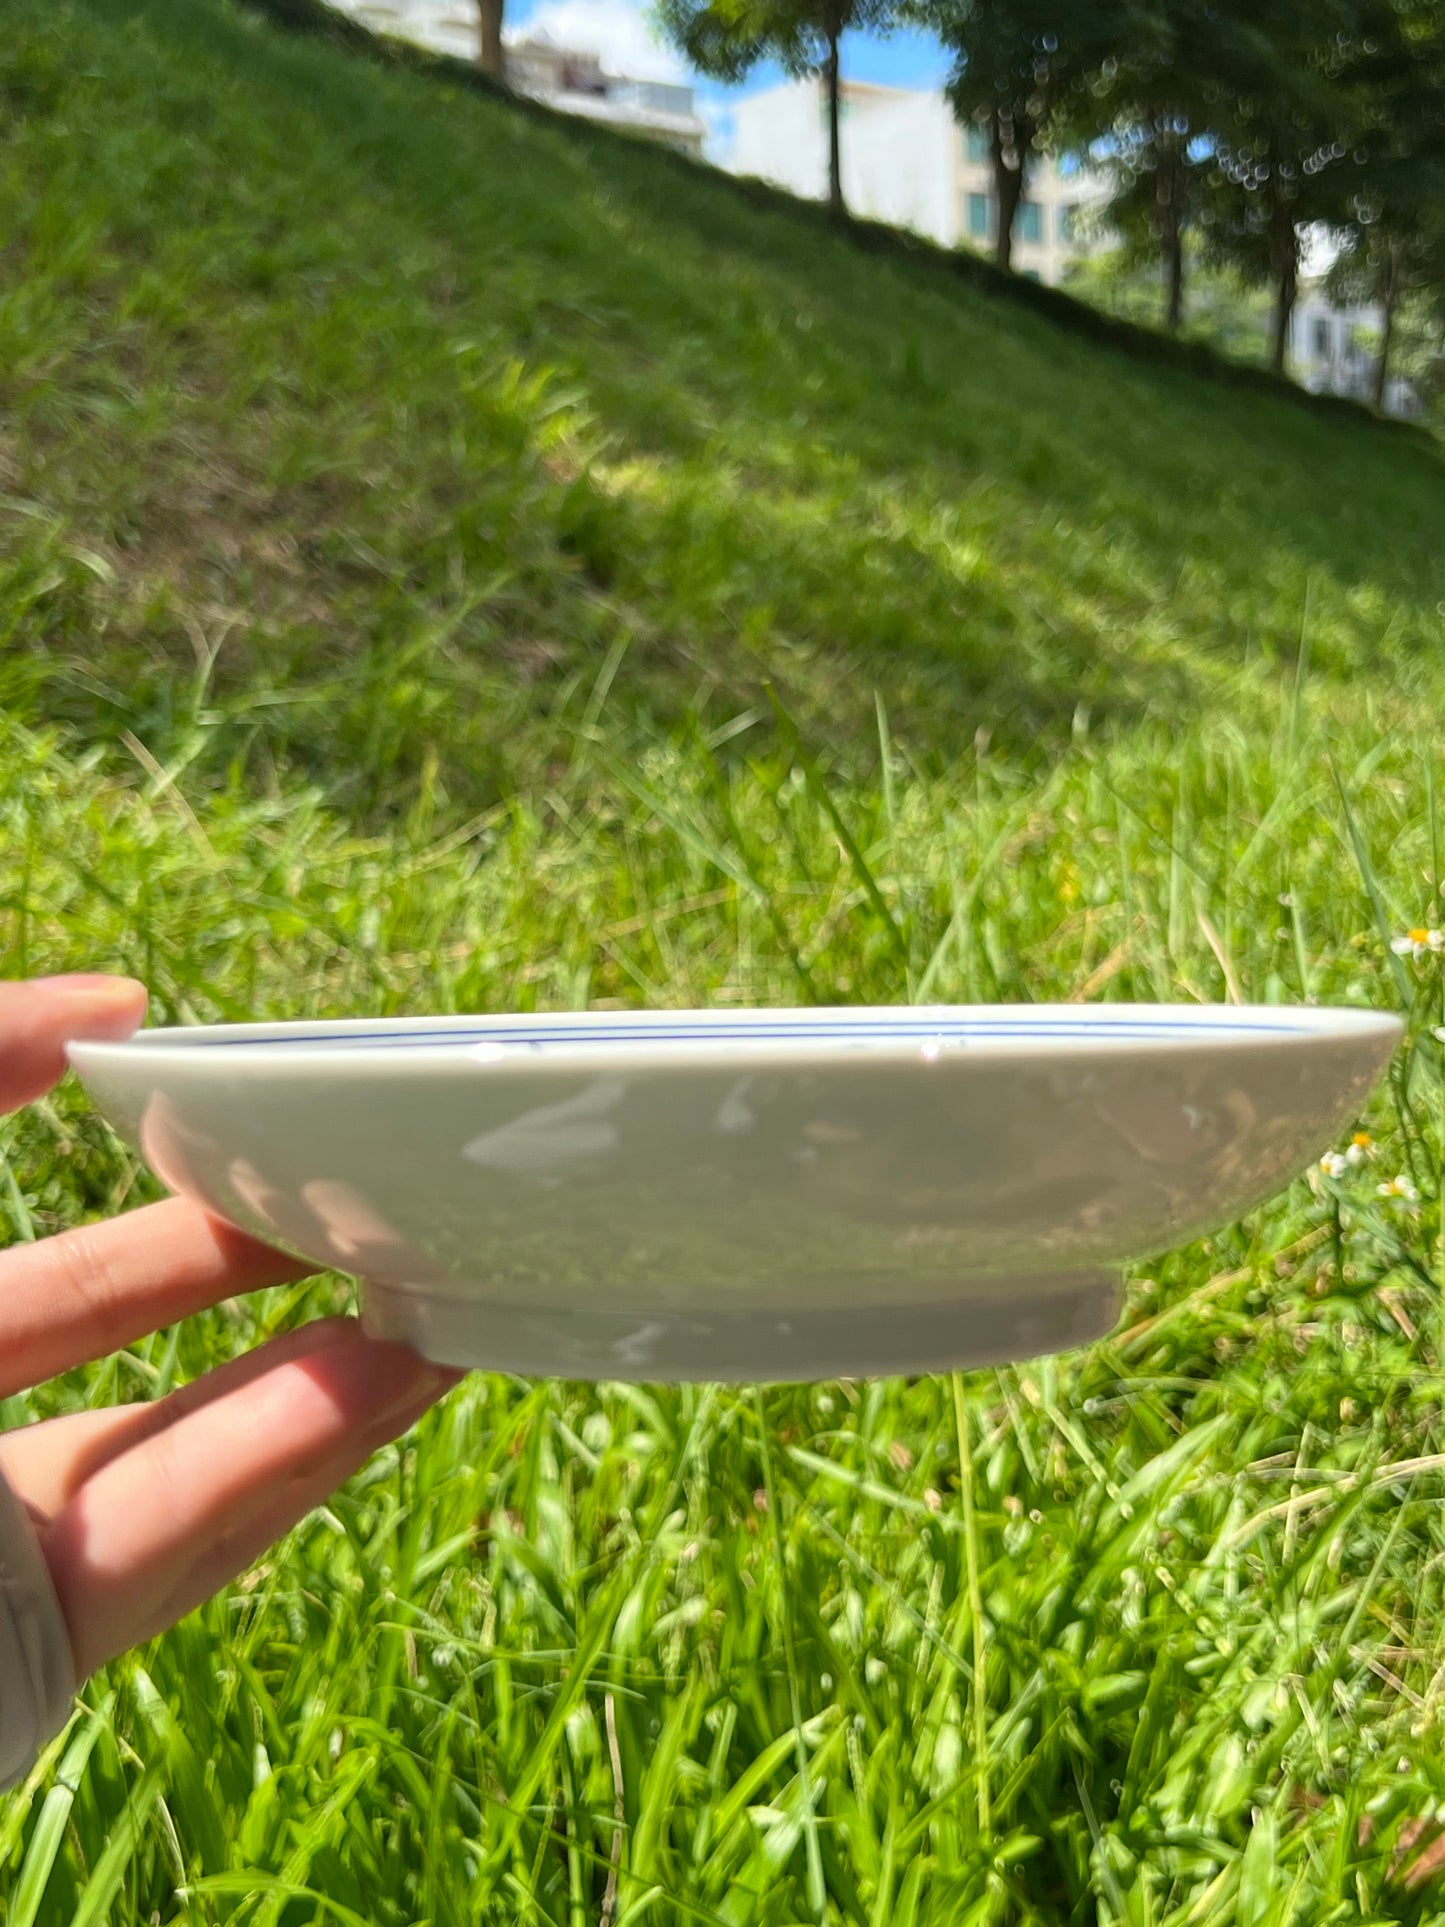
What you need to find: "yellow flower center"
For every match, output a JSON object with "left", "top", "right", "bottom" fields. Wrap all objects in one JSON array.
[
  {"left": 1410, "top": 928, "right": 1430, "bottom": 943},
  {"left": 1352, "top": 1132, "right": 1372, "bottom": 1147}
]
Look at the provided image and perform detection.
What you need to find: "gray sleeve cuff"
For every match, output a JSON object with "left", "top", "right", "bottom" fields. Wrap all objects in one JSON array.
[{"left": 0, "top": 1465, "right": 75, "bottom": 1792}]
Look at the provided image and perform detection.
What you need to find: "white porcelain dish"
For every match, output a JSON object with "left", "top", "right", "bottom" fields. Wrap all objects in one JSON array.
[{"left": 68, "top": 1004, "right": 1401, "bottom": 1382}]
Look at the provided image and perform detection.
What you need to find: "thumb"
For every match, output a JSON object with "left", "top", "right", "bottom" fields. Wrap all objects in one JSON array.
[{"left": 0, "top": 977, "right": 149, "bottom": 1114}]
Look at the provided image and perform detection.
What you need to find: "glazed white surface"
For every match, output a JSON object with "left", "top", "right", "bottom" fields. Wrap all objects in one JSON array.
[{"left": 69, "top": 1004, "right": 1402, "bottom": 1380}]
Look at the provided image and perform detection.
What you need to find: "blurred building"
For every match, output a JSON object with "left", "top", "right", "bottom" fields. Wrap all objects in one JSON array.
[
  {"left": 1290, "top": 287, "right": 1411, "bottom": 414},
  {"left": 335, "top": 0, "right": 474, "bottom": 59},
  {"left": 333, "top": 0, "right": 706, "bottom": 155},
  {"left": 505, "top": 39, "right": 705, "bottom": 155},
  {"left": 729, "top": 79, "right": 1106, "bottom": 286},
  {"left": 731, "top": 82, "right": 1410, "bottom": 410}
]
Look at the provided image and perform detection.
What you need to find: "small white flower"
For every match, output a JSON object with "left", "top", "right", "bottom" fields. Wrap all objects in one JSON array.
[
  {"left": 1392, "top": 928, "right": 1445, "bottom": 958},
  {"left": 1378, "top": 1174, "right": 1420, "bottom": 1203},
  {"left": 1320, "top": 1134, "right": 1373, "bottom": 1180},
  {"left": 1278, "top": 892, "right": 1294, "bottom": 908}
]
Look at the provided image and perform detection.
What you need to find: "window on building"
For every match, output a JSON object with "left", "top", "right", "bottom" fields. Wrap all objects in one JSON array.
[
  {"left": 1018, "top": 200, "right": 1043, "bottom": 243},
  {"left": 1057, "top": 203, "right": 1076, "bottom": 243},
  {"left": 1021, "top": 269, "right": 1043, "bottom": 282},
  {"left": 967, "top": 192, "right": 992, "bottom": 238},
  {"left": 1312, "top": 316, "right": 1331, "bottom": 359},
  {"left": 965, "top": 123, "right": 989, "bottom": 163}
]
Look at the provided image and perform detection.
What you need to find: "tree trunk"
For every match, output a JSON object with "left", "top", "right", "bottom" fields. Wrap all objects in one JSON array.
[
  {"left": 1372, "top": 295, "right": 1396, "bottom": 410},
  {"left": 824, "top": 27, "right": 844, "bottom": 221},
  {"left": 1372, "top": 246, "right": 1400, "bottom": 411},
  {"left": 990, "top": 110, "right": 1028, "bottom": 273},
  {"left": 1266, "top": 174, "right": 1297, "bottom": 375},
  {"left": 1164, "top": 225, "right": 1184, "bottom": 331},
  {"left": 476, "top": 0, "right": 504, "bottom": 79},
  {"left": 1157, "top": 138, "right": 1184, "bottom": 330},
  {"left": 1269, "top": 266, "right": 1295, "bottom": 375}
]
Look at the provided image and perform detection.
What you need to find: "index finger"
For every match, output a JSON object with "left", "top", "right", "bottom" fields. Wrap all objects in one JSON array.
[
  {"left": 0, "top": 1199, "right": 311, "bottom": 1396},
  {"left": 0, "top": 976, "right": 149, "bottom": 1112},
  {"left": 1, "top": 975, "right": 312, "bottom": 1391}
]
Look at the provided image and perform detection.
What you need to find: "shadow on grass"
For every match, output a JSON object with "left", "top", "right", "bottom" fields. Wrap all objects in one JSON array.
[
  {"left": 222, "top": 0, "right": 1439, "bottom": 452},
  {"left": 7, "top": 0, "right": 1443, "bottom": 811}
]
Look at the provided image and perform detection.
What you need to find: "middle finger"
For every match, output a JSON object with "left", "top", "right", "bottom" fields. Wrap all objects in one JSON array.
[{"left": 37, "top": 1318, "right": 453, "bottom": 1673}]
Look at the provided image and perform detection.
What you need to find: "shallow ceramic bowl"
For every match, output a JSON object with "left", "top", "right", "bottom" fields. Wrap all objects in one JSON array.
[{"left": 68, "top": 1004, "right": 1401, "bottom": 1381}]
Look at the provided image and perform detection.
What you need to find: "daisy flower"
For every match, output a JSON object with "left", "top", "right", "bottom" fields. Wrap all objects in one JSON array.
[
  {"left": 1320, "top": 1134, "right": 1373, "bottom": 1180},
  {"left": 1378, "top": 1174, "right": 1421, "bottom": 1204},
  {"left": 1391, "top": 928, "right": 1445, "bottom": 959}
]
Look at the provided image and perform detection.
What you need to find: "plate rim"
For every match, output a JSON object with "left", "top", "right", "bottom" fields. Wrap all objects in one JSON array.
[{"left": 67, "top": 1001, "right": 1406, "bottom": 1075}]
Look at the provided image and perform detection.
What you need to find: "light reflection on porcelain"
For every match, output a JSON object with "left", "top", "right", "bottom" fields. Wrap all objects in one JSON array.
[
  {"left": 69, "top": 1003, "right": 1403, "bottom": 1382},
  {"left": 463, "top": 1076, "right": 629, "bottom": 1186}
]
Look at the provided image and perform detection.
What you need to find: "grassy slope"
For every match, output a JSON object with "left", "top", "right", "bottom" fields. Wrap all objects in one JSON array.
[
  {"left": 5, "top": 2, "right": 1445, "bottom": 1922},
  {"left": 2, "top": 0, "right": 1442, "bottom": 815}
]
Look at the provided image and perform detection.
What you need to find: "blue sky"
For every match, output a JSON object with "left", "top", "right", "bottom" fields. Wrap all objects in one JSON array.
[
  {"left": 691, "top": 25, "right": 950, "bottom": 150},
  {"left": 502, "top": 0, "right": 950, "bottom": 153},
  {"left": 710, "top": 24, "right": 951, "bottom": 96},
  {"left": 350, "top": 0, "right": 950, "bottom": 157}
]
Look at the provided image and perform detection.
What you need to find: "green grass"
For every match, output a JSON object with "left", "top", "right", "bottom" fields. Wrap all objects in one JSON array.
[{"left": 3, "top": 0, "right": 1445, "bottom": 1920}]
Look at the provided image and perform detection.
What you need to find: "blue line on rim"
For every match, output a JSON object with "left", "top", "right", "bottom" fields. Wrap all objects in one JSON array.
[{"left": 173, "top": 1018, "right": 1302, "bottom": 1047}]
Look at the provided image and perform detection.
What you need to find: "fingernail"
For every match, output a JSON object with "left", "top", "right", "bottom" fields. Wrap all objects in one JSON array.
[
  {"left": 36, "top": 974, "right": 149, "bottom": 1035},
  {"left": 349, "top": 1343, "right": 458, "bottom": 1426},
  {"left": 384, "top": 1371, "right": 450, "bottom": 1414},
  {"left": 392, "top": 1362, "right": 465, "bottom": 1415},
  {"left": 395, "top": 1374, "right": 466, "bottom": 1440}
]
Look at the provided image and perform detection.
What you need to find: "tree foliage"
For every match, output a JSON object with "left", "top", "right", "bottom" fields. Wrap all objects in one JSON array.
[
  {"left": 906, "top": 0, "right": 1151, "bottom": 270},
  {"left": 670, "top": 0, "right": 1445, "bottom": 403},
  {"left": 657, "top": 0, "right": 897, "bottom": 215},
  {"left": 1071, "top": 4, "right": 1277, "bottom": 331},
  {"left": 1323, "top": 0, "right": 1445, "bottom": 400}
]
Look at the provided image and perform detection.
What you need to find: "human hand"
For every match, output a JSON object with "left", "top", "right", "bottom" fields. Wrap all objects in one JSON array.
[{"left": 0, "top": 975, "right": 457, "bottom": 1681}]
